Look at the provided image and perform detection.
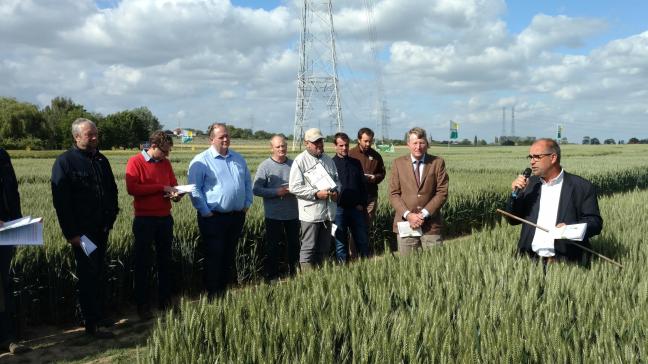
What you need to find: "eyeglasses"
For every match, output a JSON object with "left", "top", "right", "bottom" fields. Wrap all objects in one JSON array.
[{"left": 526, "top": 153, "right": 552, "bottom": 161}]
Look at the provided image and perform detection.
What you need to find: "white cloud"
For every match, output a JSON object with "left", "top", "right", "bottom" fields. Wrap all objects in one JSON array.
[{"left": 0, "top": 0, "right": 646, "bottom": 140}]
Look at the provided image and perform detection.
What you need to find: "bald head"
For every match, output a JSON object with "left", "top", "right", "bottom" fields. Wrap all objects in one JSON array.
[
  {"left": 270, "top": 134, "right": 288, "bottom": 162},
  {"left": 532, "top": 138, "right": 561, "bottom": 164}
]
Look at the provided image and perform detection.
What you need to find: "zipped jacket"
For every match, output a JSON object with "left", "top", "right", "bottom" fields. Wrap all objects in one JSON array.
[
  {"left": 51, "top": 146, "right": 119, "bottom": 240},
  {"left": 0, "top": 148, "right": 21, "bottom": 221}
]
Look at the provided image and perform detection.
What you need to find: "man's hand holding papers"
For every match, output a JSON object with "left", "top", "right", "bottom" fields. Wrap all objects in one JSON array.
[{"left": 551, "top": 223, "right": 588, "bottom": 241}]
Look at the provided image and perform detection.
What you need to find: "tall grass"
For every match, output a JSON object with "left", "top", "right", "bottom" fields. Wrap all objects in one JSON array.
[
  {"left": 142, "top": 188, "right": 648, "bottom": 363},
  {"left": 7, "top": 144, "right": 648, "bottom": 325}
]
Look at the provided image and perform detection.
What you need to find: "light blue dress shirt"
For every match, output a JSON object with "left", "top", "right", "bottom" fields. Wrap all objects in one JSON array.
[{"left": 188, "top": 146, "right": 253, "bottom": 216}]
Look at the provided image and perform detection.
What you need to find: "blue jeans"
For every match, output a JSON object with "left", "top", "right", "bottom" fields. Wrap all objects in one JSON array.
[{"left": 334, "top": 206, "right": 369, "bottom": 262}]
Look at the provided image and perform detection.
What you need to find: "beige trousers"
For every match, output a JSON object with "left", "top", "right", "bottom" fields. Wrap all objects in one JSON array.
[{"left": 396, "top": 234, "right": 443, "bottom": 256}]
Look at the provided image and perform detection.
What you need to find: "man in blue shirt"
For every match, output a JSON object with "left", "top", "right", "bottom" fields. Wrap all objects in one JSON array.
[{"left": 188, "top": 123, "right": 252, "bottom": 297}]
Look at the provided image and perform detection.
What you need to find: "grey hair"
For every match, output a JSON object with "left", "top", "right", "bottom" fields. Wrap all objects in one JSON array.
[
  {"left": 270, "top": 134, "right": 286, "bottom": 145},
  {"left": 71, "top": 118, "right": 96, "bottom": 137},
  {"left": 407, "top": 127, "right": 427, "bottom": 141},
  {"left": 535, "top": 138, "right": 561, "bottom": 164}
]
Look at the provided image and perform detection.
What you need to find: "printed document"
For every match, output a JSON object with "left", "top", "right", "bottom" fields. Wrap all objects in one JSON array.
[
  {"left": 551, "top": 223, "right": 587, "bottom": 241},
  {"left": 303, "top": 163, "right": 337, "bottom": 191},
  {"left": 0, "top": 216, "right": 44, "bottom": 246},
  {"left": 80, "top": 235, "right": 97, "bottom": 256},
  {"left": 397, "top": 221, "right": 423, "bottom": 238},
  {"left": 174, "top": 184, "right": 196, "bottom": 194}
]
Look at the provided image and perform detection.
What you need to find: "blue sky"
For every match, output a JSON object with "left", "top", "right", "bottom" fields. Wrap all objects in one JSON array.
[
  {"left": 505, "top": 0, "right": 647, "bottom": 51},
  {"left": 230, "top": 0, "right": 284, "bottom": 10},
  {"left": 2, "top": 0, "right": 647, "bottom": 142}
]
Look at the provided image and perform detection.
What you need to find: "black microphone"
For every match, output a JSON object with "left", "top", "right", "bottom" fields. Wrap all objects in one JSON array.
[{"left": 511, "top": 168, "right": 532, "bottom": 199}]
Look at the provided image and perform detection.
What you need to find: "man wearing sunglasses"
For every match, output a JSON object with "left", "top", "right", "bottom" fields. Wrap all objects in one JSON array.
[{"left": 505, "top": 138, "right": 602, "bottom": 264}]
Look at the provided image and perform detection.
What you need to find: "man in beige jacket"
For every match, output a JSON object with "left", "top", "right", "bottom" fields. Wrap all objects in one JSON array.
[
  {"left": 389, "top": 127, "right": 449, "bottom": 255},
  {"left": 289, "top": 128, "right": 338, "bottom": 270}
]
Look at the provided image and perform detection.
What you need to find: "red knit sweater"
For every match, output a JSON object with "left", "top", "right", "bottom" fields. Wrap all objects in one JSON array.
[{"left": 125, "top": 152, "right": 178, "bottom": 216}]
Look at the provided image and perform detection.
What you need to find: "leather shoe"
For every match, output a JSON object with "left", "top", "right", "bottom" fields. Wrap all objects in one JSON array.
[
  {"left": 137, "top": 305, "right": 154, "bottom": 321},
  {"left": 97, "top": 317, "right": 115, "bottom": 327},
  {"left": 85, "top": 326, "right": 115, "bottom": 339},
  {"left": 8, "top": 342, "right": 31, "bottom": 354},
  {"left": 1, "top": 341, "right": 31, "bottom": 355}
]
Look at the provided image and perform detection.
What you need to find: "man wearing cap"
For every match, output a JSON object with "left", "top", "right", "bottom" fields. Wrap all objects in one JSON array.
[{"left": 288, "top": 128, "right": 338, "bottom": 270}]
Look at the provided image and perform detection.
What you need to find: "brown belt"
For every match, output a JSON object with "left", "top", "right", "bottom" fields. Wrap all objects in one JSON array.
[{"left": 541, "top": 256, "right": 557, "bottom": 264}]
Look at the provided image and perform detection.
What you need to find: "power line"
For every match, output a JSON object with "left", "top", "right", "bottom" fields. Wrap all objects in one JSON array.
[{"left": 293, "top": 0, "right": 343, "bottom": 150}]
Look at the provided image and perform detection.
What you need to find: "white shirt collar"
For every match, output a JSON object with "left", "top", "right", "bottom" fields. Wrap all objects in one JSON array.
[
  {"left": 541, "top": 169, "right": 564, "bottom": 186},
  {"left": 410, "top": 154, "right": 425, "bottom": 164}
]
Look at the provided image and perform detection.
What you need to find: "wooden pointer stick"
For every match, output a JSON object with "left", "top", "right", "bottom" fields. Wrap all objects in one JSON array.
[{"left": 496, "top": 209, "right": 623, "bottom": 269}]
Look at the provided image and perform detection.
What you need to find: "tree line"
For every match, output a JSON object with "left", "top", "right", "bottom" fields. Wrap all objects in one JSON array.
[{"left": 0, "top": 96, "right": 162, "bottom": 150}]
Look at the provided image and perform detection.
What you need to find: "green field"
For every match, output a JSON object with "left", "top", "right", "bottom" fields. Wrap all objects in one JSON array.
[
  {"left": 144, "top": 188, "right": 648, "bottom": 363},
  {"left": 6, "top": 143, "right": 648, "bottom": 361}
]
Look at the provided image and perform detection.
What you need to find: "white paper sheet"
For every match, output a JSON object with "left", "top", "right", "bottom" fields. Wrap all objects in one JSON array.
[
  {"left": 397, "top": 221, "right": 423, "bottom": 238},
  {"left": 551, "top": 223, "right": 587, "bottom": 241},
  {"left": 331, "top": 223, "right": 338, "bottom": 237},
  {"left": 303, "top": 163, "right": 337, "bottom": 191},
  {"left": 80, "top": 235, "right": 97, "bottom": 256},
  {"left": 174, "top": 184, "right": 196, "bottom": 194},
  {"left": 0, "top": 216, "right": 44, "bottom": 246}
]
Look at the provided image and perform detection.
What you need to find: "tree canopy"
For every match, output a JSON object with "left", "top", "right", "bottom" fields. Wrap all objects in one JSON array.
[{"left": 0, "top": 97, "right": 162, "bottom": 149}]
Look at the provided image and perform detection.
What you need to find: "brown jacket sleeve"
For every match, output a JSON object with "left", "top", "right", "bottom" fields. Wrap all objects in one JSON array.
[
  {"left": 388, "top": 156, "right": 408, "bottom": 220},
  {"left": 423, "top": 158, "right": 448, "bottom": 217}
]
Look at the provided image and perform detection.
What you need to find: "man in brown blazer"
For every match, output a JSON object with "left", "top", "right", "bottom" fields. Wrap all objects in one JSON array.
[{"left": 389, "top": 127, "right": 449, "bottom": 255}]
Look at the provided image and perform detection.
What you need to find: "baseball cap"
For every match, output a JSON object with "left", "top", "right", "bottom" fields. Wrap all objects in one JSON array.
[{"left": 304, "top": 128, "right": 324, "bottom": 142}]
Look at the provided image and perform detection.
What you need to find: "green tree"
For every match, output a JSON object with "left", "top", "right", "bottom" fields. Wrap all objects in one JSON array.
[
  {"left": 101, "top": 107, "right": 161, "bottom": 148},
  {"left": 0, "top": 97, "right": 46, "bottom": 138},
  {"left": 41, "top": 97, "right": 97, "bottom": 148}
]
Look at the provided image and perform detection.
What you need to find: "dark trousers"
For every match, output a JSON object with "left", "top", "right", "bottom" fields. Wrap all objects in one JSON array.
[
  {"left": 72, "top": 230, "right": 108, "bottom": 330},
  {"left": 197, "top": 211, "right": 245, "bottom": 297},
  {"left": 334, "top": 206, "right": 369, "bottom": 262},
  {"left": 133, "top": 215, "right": 173, "bottom": 310},
  {"left": 264, "top": 218, "right": 300, "bottom": 280},
  {"left": 0, "top": 246, "right": 15, "bottom": 343}
]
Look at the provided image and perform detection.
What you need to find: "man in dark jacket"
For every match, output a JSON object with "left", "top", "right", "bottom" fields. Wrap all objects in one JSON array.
[
  {"left": 0, "top": 148, "right": 30, "bottom": 354},
  {"left": 506, "top": 138, "right": 602, "bottom": 264},
  {"left": 51, "top": 118, "right": 119, "bottom": 338},
  {"left": 332, "top": 132, "right": 369, "bottom": 262}
]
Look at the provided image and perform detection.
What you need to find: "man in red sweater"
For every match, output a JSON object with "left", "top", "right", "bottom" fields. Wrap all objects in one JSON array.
[{"left": 125, "top": 131, "right": 182, "bottom": 320}]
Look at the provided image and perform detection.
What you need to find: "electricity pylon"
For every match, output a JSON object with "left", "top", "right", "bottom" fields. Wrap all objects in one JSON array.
[{"left": 292, "top": 0, "right": 343, "bottom": 151}]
